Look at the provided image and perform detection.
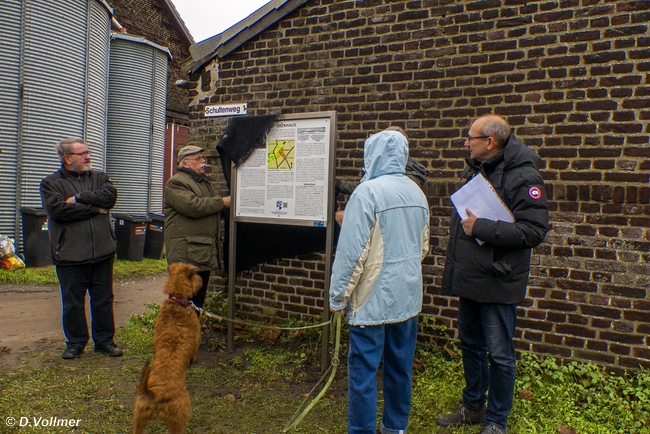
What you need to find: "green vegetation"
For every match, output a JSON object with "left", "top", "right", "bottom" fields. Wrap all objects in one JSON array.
[
  {"left": 0, "top": 258, "right": 167, "bottom": 285},
  {"left": 411, "top": 344, "right": 650, "bottom": 434},
  {"left": 1, "top": 271, "right": 649, "bottom": 433},
  {"left": 2, "top": 303, "right": 649, "bottom": 433}
]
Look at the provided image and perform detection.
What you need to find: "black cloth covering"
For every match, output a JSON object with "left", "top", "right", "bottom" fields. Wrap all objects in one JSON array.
[
  {"left": 216, "top": 114, "right": 279, "bottom": 190},
  {"left": 216, "top": 115, "right": 332, "bottom": 274}
]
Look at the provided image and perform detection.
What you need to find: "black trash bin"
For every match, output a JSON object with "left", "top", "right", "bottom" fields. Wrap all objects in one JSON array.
[
  {"left": 19, "top": 207, "right": 51, "bottom": 267},
  {"left": 143, "top": 213, "right": 165, "bottom": 260},
  {"left": 113, "top": 213, "right": 151, "bottom": 261}
]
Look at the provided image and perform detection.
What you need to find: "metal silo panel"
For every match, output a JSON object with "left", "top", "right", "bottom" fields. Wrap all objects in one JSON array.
[
  {"left": 149, "top": 50, "right": 168, "bottom": 213},
  {"left": 0, "top": 0, "right": 22, "bottom": 238},
  {"left": 85, "top": 0, "right": 111, "bottom": 168},
  {"left": 107, "top": 38, "right": 155, "bottom": 214},
  {"left": 20, "top": 0, "right": 88, "bottom": 208}
]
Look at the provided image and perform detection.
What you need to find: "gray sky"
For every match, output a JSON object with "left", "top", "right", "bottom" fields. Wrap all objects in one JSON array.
[{"left": 170, "top": 0, "right": 272, "bottom": 43}]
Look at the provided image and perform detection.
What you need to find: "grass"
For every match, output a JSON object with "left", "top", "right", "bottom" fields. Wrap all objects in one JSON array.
[
  {"left": 2, "top": 266, "right": 650, "bottom": 433},
  {"left": 0, "top": 258, "right": 168, "bottom": 286},
  {"left": 2, "top": 303, "right": 650, "bottom": 433}
]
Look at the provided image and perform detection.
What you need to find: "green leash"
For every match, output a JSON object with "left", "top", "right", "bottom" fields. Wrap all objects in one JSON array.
[
  {"left": 282, "top": 311, "right": 342, "bottom": 432},
  {"left": 192, "top": 303, "right": 330, "bottom": 331},
  {"left": 191, "top": 303, "right": 343, "bottom": 432}
]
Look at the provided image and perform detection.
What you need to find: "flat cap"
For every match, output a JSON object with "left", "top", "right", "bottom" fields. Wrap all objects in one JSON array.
[{"left": 177, "top": 145, "right": 204, "bottom": 163}]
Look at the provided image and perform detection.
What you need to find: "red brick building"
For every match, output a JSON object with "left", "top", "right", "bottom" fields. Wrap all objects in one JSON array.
[
  {"left": 182, "top": 0, "right": 650, "bottom": 369},
  {"left": 110, "top": 0, "right": 194, "bottom": 187}
]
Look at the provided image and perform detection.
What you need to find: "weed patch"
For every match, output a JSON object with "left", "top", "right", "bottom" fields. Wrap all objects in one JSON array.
[{"left": 1, "top": 305, "right": 649, "bottom": 433}]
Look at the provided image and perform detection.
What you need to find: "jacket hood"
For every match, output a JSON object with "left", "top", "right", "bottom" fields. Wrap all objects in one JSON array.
[
  {"left": 502, "top": 133, "right": 542, "bottom": 170},
  {"left": 362, "top": 130, "right": 408, "bottom": 181}
]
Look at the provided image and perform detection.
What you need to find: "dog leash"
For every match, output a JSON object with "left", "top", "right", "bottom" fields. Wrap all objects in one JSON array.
[
  {"left": 191, "top": 303, "right": 343, "bottom": 431},
  {"left": 191, "top": 302, "right": 331, "bottom": 331},
  {"left": 282, "top": 311, "right": 342, "bottom": 432}
]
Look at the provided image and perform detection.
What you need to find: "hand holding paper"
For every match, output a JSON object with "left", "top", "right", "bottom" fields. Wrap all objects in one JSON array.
[
  {"left": 451, "top": 173, "right": 515, "bottom": 245},
  {"left": 461, "top": 209, "right": 477, "bottom": 236}
]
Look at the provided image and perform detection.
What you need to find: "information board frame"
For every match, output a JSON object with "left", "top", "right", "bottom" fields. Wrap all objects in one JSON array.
[
  {"left": 232, "top": 111, "right": 337, "bottom": 227},
  {"left": 226, "top": 111, "right": 337, "bottom": 370}
]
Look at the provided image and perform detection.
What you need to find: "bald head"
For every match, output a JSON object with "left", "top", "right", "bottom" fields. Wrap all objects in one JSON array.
[
  {"left": 465, "top": 115, "right": 512, "bottom": 162},
  {"left": 474, "top": 115, "right": 511, "bottom": 149}
]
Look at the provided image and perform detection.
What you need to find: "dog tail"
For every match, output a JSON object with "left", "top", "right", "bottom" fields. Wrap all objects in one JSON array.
[{"left": 136, "top": 359, "right": 152, "bottom": 397}]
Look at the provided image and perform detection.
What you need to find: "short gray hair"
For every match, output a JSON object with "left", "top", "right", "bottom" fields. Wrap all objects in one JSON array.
[
  {"left": 478, "top": 115, "right": 511, "bottom": 148},
  {"left": 56, "top": 137, "right": 86, "bottom": 162}
]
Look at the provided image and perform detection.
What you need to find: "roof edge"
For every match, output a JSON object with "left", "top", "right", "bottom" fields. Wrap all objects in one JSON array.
[
  {"left": 110, "top": 32, "right": 173, "bottom": 60},
  {"left": 162, "top": 0, "right": 196, "bottom": 46},
  {"left": 183, "top": 0, "right": 308, "bottom": 75},
  {"left": 98, "top": 0, "right": 113, "bottom": 15}
]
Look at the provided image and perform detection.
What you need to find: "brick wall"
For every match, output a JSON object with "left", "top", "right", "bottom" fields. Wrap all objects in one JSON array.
[
  {"left": 110, "top": 0, "right": 191, "bottom": 120},
  {"left": 187, "top": 0, "right": 650, "bottom": 369}
]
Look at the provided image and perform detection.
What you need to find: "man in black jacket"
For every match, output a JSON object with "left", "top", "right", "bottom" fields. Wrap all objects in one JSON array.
[
  {"left": 40, "top": 138, "right": 122, "bottom": 359},
  {"left": 437, "top": 115, "right": 549, "bottom": 434}
]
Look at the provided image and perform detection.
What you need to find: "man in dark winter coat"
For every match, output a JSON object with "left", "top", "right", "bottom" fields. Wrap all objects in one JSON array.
[
  {"left": 164, "top": 145, "right": 230, "bottom": 310},
  {"left": 436, "top": 115, "right": 549, "bottom": 434},
  {"left": 40, "top": 138, "right": 122, "bottom": 359}
]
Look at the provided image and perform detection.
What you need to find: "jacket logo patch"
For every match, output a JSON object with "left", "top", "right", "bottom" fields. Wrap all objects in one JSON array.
[{"left": 529, "top": 186, "right": 542, "bottom": 200}]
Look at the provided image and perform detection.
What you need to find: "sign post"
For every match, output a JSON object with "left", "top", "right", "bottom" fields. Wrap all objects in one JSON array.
[{"left": 227, "top": 111, "right": 337, "bottom": 370}]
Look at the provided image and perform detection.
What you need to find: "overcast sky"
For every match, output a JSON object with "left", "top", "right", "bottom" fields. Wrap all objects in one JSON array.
[{"left": 170, "top": 0, "right": 272, "bottom": 43}]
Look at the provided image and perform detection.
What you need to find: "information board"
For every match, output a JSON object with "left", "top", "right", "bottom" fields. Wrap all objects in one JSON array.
[{"left": 233, "top": 112, "right": 336, "bottom": 227}]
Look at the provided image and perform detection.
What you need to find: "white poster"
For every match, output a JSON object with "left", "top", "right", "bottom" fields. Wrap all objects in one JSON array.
[{"left": 235, "top": 115, "right": 332, "bottom": 225}]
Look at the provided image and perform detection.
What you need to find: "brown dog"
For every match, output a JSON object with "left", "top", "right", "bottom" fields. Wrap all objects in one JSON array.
[{"left": 132, "top": 263, "right": 203, "bottom": 434}]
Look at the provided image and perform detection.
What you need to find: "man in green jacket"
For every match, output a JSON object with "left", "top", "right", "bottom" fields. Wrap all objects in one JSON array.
[{"left": 164, "top": 145, "right": 230, "bottom": 309}]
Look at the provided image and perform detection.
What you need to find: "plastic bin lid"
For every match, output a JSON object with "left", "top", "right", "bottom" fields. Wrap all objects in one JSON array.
[
  {"left": 19, "top": 207, "right": 48, "bottom": 216},
  {"left": 112, "top": 213, "right": 152, "bottom": 223},
  {"left": 148, "top": 213, "right": 166, "bottom": 221}
]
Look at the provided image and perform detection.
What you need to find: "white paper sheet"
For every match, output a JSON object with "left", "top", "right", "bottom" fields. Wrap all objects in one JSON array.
[{"left": 450, "top": 173, "right": 515, "bottom": 244}]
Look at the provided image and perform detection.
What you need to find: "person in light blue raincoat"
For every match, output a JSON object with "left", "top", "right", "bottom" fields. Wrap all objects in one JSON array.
[{"left": 329, "top": 130, "right": 429, "bottom": 434}]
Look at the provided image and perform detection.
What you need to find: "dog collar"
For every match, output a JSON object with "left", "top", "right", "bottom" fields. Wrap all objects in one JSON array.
[{"left": 169, "top": 295, "right": 192, "bottom": 306}]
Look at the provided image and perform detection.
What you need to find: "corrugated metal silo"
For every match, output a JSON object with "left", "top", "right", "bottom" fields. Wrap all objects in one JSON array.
[
  {"left": 0, "top": 0, "right": 112, "bottom": 242},
  {"left": 0, "top": 0, "right": 23, "bottom": 238},
  {"left": 19, "top": 0, "right": 112, "bottom": 207},
  {"left": 107, "top": 33, "right": 170, "bottom": 214}
]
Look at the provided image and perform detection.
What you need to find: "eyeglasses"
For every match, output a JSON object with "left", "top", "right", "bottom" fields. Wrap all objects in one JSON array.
[
  {"left": 67, "top": 150, "right": 91, "bottom": 157},
  {"left": 466, "top": 134, "right": 490, "bottom": 142},
  {"left": 185, "top": 156, "right": 206, "bottom": 162}
]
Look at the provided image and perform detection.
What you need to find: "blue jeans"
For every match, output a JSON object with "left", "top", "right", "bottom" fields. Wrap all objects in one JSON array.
[
  {"left": 348, "top": 316, "right": 418, "bottom": 434},
  {"left": 459, "top": 297, "right": 517, "bottom": 430}
]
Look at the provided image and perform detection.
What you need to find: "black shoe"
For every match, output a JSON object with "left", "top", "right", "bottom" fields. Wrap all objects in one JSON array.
[
  {"left": 94, "top": 343, "right": 123, "bottom": 357},
  {"left": 481, "top": 424, "right": 507, "bottom": 434},
  {"left": 437, "top": 404, "right": 486, "bottom": 427},
  {"left": 61, "top": 346, "right": 84, "bottom": 359}
]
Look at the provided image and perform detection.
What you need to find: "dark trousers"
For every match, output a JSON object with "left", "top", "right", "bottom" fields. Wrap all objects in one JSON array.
[
  {"left": 459, "top": 297, "right": 518, "bottom": 429},
  {"left": 193, "top": 270, "right": 211, "bottom": 308},
  {"left": 56, "top": 258, "right": 115, "bottom": 348}
]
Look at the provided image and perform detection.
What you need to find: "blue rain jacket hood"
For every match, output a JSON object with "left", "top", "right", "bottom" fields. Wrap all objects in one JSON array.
[
  {"left": 329, "top": 131, "right": 430, "bottom": 325},
  {"left": 361, "top": 130, "right": 409, "bottom": 182}
]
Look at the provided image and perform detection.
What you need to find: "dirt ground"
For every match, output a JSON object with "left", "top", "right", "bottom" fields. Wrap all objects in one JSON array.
[
  {"left": 0, "top": 274, "right": 350, "bottom": 433},
  {"left": 0, "top": 274, "right": 167, "bottom": 368}
]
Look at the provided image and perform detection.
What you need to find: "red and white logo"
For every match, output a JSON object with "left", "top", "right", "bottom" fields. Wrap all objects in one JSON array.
[{"left": 529, "top": 186, "right": 542, "bottom": 200}]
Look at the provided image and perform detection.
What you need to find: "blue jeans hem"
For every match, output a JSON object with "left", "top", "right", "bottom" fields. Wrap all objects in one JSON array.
[{"left": 379, "top": 421, "right": 406, "bottom": 434}]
